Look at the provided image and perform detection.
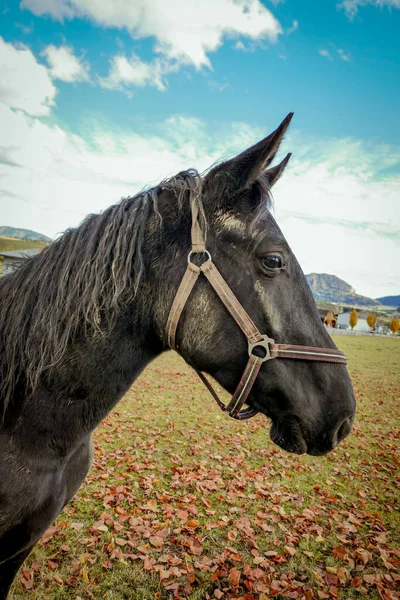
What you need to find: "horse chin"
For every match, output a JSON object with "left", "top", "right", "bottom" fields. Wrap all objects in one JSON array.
[{"left": 269, "top": 418, "right": 308, "bottom": 455}]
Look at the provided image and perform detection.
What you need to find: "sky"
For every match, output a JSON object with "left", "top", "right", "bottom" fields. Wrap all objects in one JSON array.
[{"left": 0, "top": 0, "right": 399, "bottom": 299}]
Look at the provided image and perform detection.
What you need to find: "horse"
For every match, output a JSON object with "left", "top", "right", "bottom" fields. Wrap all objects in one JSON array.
[{"left": 0, "top": 114, "right": 355, "bottom": 598}]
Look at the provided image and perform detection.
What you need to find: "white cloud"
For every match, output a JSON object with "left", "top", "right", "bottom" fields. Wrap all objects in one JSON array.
[
  {"left": 319, "top": 49, "right": 332, "bottom": 59},
  {"left": 0, "top": 101, "right": 399, "bottom": 296},
  {"left": 320, "top": 47, "right": 351, "bottom": 62},
  {"left": 277, "top": 216, "right": 399, "bottom": 298},
  {"left": 21, "top": 0, "right": 282, "bottom": 70},
  {"left": 286, "top": 19, "right": 299, "bottom": 35},
  {"left": 208, "top": 78, "right": 230, "bottom": 92},
  {"left": 337, "top": 48, "right": 351, "bottom": 61},
  {"left": 99, "top": 54, "right": 169, "bottom": 92},
  {"left": 338, "top": 0, "right": 400, "bottom": 19},
  {"left": 273, "top": 134, "right": 400, "bottom": 297},
  {"left": 42, "top": 44, "right": 90, "bottom": 82},
  {"left": 0, "top": 107, "right": 251, "bottom": 239},
  {"left": 15, "top": 22, "right": 33, "bottom": 34},
  {"left": 0, "top": 36, "right": 56, "bottom": 115}
]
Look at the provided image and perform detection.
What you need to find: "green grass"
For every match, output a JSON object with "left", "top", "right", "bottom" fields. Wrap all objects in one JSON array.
[
  {"left": 0, "top": 236, "right": 49, "bottom": 253},
  {"left": 9, "top": 336, "right": 400, "bottom": 599}
]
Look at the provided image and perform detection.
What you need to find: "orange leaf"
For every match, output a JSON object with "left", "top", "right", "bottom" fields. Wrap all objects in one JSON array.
[
  {"left": 21, "top": 577, "right": 33, "bottom": 591},
  {"left": 177, "top": 509, "right": 189, "bottom": 522},
  {"left": 284, "top": 545, "right": 296, "bottom": 556},
  {"left": 229, "top": 567, "right": 241, "bottom": 588},
  {"left": 150, "top": 536, "right": 164, "bottom": 549},
  {"left": 41, "top": 525, "right": 60, "bottom": 543},
  {"left": 351, "top": 576, "right": 362, "bottom": 588},
  {"left": 186, "top": 519, "right": 200, "bottom": 529},
  {"left": 337, "top": 568, "right": 348, "bottom": 585},
  {"left": 332, "top": 547, "right": 347, "bottom": 560},
  {"left": 145, "top": 499, "right": 158, "bottom": 512},
  {"left": 187, "top": 538, "right": 203, "bottom": 556},
  {"left": 201, "top": 497, "right": 212, "bottom": 508}
]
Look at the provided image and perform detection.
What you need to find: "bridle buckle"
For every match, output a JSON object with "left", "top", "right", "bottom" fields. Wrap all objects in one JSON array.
[
  {"left": 187, "top": 250, "right": 212, "bottom": 265},
  {"left": 248, "top": 335, "right": 275, "bottom": 363}
]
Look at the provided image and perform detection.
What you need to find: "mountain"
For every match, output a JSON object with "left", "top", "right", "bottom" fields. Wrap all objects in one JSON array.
[
  {"left": 306, "top": 273, "right": 382, "bottom": 308},
  {"left": 375, "top": 295, "right": 400, "bottom": 307},
  {"left": 0, "top": 226, "right": 52, "bottom": 242}
]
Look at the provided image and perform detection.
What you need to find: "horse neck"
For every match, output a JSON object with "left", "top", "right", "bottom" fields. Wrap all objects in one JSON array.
[{"left": 12, "top": 300, "right": 164, "bottom": 457}]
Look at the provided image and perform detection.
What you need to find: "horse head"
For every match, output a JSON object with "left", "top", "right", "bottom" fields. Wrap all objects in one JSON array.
[{"left": 153, "top": 114, "right": 355, "bottom": 456}]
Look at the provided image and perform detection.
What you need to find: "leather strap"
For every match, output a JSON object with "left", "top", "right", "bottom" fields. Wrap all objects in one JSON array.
[
  {"left": 190, "top": 179, "right": 206, "bottom": 253},
  {"left": 166, "top": 263, "right": 201, "bottom": 350},
  {"left": 271, "top": 344, "right": 346, "bottom": 364},
  {"left": 165, "top": 182, "right": 347, "bottom": 421},
  {"left": 201, "top": 261, "right": 263, "bottom": 345},
  {"left": 226, "top": 353, "right": 263, "bottom": 417}
]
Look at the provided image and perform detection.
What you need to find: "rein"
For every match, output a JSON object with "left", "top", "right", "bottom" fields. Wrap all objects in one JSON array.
[{"left": 166, "top": 184, "right": 347, "bottom": 421}]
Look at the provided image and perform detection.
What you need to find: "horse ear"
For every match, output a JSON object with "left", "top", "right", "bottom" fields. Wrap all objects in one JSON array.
[
  {"left": 207, "top": 113, "right": 293, "bottom": 193},
  {"left": 262, "top": 152, "right": 292, "bottom": 188}
]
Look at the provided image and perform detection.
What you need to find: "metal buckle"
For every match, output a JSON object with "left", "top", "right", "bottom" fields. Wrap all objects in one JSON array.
[
  {"left": 187, "top": 250, "right": 212, "bottom": 265},
  {"left": 248, "top": 335, "right": 275, "bottom": 362}
]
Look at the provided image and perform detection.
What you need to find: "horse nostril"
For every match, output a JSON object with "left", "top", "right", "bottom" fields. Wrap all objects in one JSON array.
[{"left": 334, "top": 416, "right": 353, "bottom": 446}]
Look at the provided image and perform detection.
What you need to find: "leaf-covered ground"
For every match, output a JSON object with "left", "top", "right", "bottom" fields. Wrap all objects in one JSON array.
[{"left": 9, "top": 336, "right": 400, "bottom": 600}]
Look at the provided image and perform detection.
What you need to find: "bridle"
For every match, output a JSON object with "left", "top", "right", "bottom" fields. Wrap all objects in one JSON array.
[{"left": 165, "top": 182, "right": 347, "bottom": 421}]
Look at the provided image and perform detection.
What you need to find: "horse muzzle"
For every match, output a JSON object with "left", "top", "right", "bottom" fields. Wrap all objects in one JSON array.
[{"left": 269, "top": 410, "right": 355, "bottom": 456}]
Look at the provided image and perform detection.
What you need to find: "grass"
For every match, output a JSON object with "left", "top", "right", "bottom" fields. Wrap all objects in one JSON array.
[
  {"left": 9, "top": 336, "right": 400, "bottom": 599},
  {"left": 0, "top": 237, "right": 49, "bottom": 253}
]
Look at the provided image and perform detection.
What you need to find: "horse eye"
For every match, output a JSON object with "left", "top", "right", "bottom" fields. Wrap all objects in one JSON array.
[{"left": 262, "top": 254, "right": 283, "bottom": 270}]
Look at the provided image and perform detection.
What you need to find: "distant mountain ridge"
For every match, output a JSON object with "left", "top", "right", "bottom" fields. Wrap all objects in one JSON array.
[
  {"left": 306, "top": 273, "right": 382, "bottom": 307},
  {"left": 0, "top": 226, "right": 52, "bottom": 242},
  {"left": 375, "top": 295, "right": 400, "bottom": 307}
]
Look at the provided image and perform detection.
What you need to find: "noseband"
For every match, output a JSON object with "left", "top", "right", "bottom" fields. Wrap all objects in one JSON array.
[{"left": 166, "top": 183, "right": 347, "bottom": 421}]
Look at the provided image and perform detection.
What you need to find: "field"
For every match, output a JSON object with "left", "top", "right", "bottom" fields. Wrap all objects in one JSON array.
[
  {"left": 0, "top": 237, "right": 49, "bottom": 253},
  {"left": 9, "top": 337, "right": 400, "bottom": 600}
]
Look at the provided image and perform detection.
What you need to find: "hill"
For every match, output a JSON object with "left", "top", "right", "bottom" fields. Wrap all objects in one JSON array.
[
  {"left": 306, "top": 273, "right": 382, "bottom": 308},
  {"left": 0, "top": 226, "right": 52, "bottom": 242},
  {"left": 375, "top": 295, "right": 400, "bottom": 307}
]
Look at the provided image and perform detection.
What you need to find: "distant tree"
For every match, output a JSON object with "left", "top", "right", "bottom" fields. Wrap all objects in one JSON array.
[
  {"left": 390, "top": 317, "right": 399, "bottom": 334},
  {"left": 367, "top": 313, "right": 377, "bottom": 330},
  {"left": 349, "top": 309, "right": 358, "bottom": 330},
  {"left": 325, "top": 311, "right": 334, "bottom": 326}
]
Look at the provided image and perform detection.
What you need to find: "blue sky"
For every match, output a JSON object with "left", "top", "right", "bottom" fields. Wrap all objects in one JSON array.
[{"left": 0, "top": 0, "right": 399, "bottom": 297}]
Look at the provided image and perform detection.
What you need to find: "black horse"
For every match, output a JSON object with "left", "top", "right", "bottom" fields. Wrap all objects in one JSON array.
[{"left": 0, "top": 114, "right": 355, "bottom": 598}]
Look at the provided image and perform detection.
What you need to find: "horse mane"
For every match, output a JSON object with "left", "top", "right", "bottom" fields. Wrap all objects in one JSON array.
[{"left": 0, "top": 170, "right": 202, "bottom": 419}]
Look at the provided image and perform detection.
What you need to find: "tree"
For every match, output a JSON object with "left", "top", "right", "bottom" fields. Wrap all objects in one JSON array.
[
  {"left": 325, "top": 311, "right": 334, "bottom": 326},
  {"left": 367, "top": 313, "right": 377, "bottom": 330},
  {"left": 389, "top": 317, "right": 399, "bottom": 334},
  {"left": 349, "top": 309, "right": 358, "bottom": 330}
]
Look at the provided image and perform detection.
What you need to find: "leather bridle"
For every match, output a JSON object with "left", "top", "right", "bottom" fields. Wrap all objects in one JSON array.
[{"left": 166, "top": 183, "right": 347, "bottom": 421}]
